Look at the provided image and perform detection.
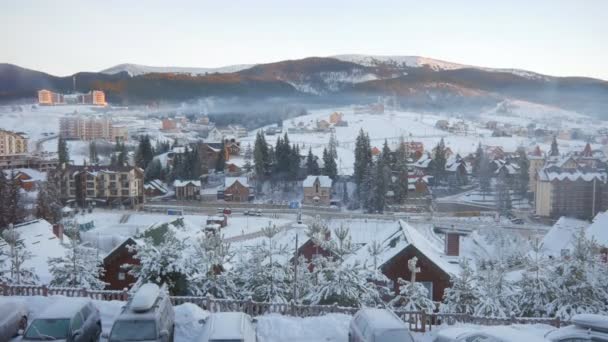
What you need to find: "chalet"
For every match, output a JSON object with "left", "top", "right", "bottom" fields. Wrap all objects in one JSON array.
[
  {"left": 346, "top": 220, "right": 459, "bottom": 302},
  {"left": 402, "top": 141, "right": 424, "bottom": 159},
  {"left": 302, "top": 175, "right": 332, "bottom": 205},
  {"left": 173, "top": 180, "right": 201, "bottom": 200},
  {"left": 102, "top": 237, "right": 139, "bottom": 290},
  {"left": 5, "top": 168, "right": 47, "bottom": 191},
  {"left": 413, "top": 153, "right": 434, "bottom": 173},
  {"left": 445, "top": 155, "right": 469, "bottom": 186},
  {"left": 224, "top": 177, "right": 251, "bottom": 202},
  {"left": 199, "top": 143, "right": 223, "bottom": 169},
  {"left": 0, "top": 220, "right": 69, "bottom": 284},
  {"left": 225, "top": 162, "right": 241, "bottom": 174},
  {"left": 144, "top": 179, "right": 169, "bottom": 198}
]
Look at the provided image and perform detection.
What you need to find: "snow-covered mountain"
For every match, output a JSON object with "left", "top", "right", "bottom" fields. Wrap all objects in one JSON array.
[{"left": 101, "top": 63, "right": 254, "bottom": 76}]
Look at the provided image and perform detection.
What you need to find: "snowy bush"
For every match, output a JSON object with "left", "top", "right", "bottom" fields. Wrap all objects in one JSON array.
[
  {"left": 48, "top": 238, "right": 106, "bottom": 289},
  {"left": 389, "top": 278, "right": 436, "bottom": 313},
  {"left": 440, "top": 259, "right": 479, "bottom": 315},
  {"left": 187, "top": 233, "right": 238, "bottom": 299}
]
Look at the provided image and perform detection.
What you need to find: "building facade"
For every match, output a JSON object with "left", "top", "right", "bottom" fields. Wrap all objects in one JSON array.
[
  {"left": 224, "top": 177, "right": 250, "bottom": 202},
  {"left": 58, "top": 165, "right": 144, "bottom": 208},
  {"left": 59, "top": 116, "right": 127, "bottom": 141},
  {"left": 38, "top": 89, "right": 106, "bottom": 106},
  {"left": 302, "top": 175, "right": 332, "bottom": 205},
  {"left": 173, "top": 180, "right": 201, "bottom": 200},
  {"left": 0, "top": 130, "right": 28, "bottom": 156}
]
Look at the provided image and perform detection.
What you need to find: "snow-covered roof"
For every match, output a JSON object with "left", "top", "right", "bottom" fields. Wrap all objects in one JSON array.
[
  {"left": 173, "top": 180, "right": 201, "bottom": 187},
  {"left": 587, "top": 211, "right": 608, "bottom": 247},
  {"left": 0, "top": 220, "right": 70, "bottom": 284},
  {"left": 4, "top": 168, "right": 47, "bottom": 182},
  {"left": 413, "top": 154, "right": 432, "bottom": 168},
  {"left": 144, "top": 179, "right": 169, "bottom": 193},
  {"left": 539, "top": 217, "right": 589, "bottom": 258},
  {"left": 538, "top": 170, "right": 605, "bottom": 182},
  {"left": 225, "top": 177, "right": 248, "bottom": 188},
  {"left": 303, "top": 175, "right": 332, "bottom": 188}
]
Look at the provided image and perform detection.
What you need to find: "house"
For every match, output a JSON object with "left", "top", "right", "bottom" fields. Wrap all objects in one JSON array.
[
  {"left": 226, "top": 124, "right": 248, "bottom": 138},
  {"left": 329, "top": 112, "right": 344, "bottom": 124},
  {"left": 0, "top": 220, "right": 69, "bottom": 284},
  {"left": 435, "top": 120, "right": 449, "bottom": 130},
  {"left": 102, "top": 237, "right": 139, "bottom": 290},
  {"left": 538, "top": 217, "right": 589, "bottom": 259},
  {"left": 225, "top": 162, "right": 241, "bottom": 174},
  {"left": 302, "top": 175, "right": 332, "bottom": 205},
  {"left": 316, "top": 120, "right": 330, "bottom": 131},
  {"left": 5, "top": 168, "right": 47, "bottom": 191},
  {"left": 144, "top": 179, "right": 169, "bottom": 198},
  {"left": 371, "top": 146, "right": 381, "bottom": 156},
  {"left": 161, "top": 118, "right": 178, "bottom": 131},
  {"left": 402, "top": 141, "right": 424, "bottom": 159},
  {"left": 345, "top": 220, "right": 459, "bottom": 302},
  {"left": 173, "top": 180, "right": 201, "bottom": 200},
  {"left": 224, "top": 177, "right": 251, "bottom": 202},
  {"left": 199, "top": 143, "right": 223, "bottom": 169},
  {"left": 445, "top": 155, "right": 469, "bottom": 186},
  {"left": 587, "top": 211, "right": 608, "bottom": 255},
  {"left": 58, "top": 164, "right": 144, "bottom": 208},
  {"left": 295, "top": 231, "right": 333, "bottom": 272}
]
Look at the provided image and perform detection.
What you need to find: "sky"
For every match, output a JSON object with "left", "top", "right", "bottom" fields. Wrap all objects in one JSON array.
[{"left": 1, "top": 0, "right": 607, "bottom": 79}]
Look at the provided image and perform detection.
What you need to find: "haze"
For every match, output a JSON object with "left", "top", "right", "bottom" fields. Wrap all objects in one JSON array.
[{"left": 1, "top": 0, "right": 607, "bottom": 79}]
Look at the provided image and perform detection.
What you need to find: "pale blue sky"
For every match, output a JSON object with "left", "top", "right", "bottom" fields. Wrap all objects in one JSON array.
[{"left": 1, "top": 0, "right": 606, "bottom": 79}]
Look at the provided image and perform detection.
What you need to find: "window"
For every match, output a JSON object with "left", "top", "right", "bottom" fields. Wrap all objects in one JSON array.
[
  {"left": 118, "top": 272, "right": 126, "bottom": 281},
  {"left": 420, "top": 281, "right": 433, "bottom": 299}
]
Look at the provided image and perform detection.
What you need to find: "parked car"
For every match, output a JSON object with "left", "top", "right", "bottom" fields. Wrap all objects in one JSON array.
[
  {"left": 0, "top": 299, "right": 28, "bottom": 341},
  {"left": 349, "top": 308, "right": 413, "bottom": 342},
  {"left": 21, "top": 299, "right": 100, "bottom": 342},
  {"left": 434, "top": 325, "right": 547, "bottom": 342},
  {"left": 105, "top": 283, "right": 175, "bottom": 342},
  {"left": 545, "top": 314, "right": 608, "bottom": 341},
  {"left": 198, "top": 312, "right": 257, "bottom": 342}
]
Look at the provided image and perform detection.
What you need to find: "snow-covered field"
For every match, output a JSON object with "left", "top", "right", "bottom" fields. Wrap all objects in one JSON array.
[{"left": 2, "top": 295, "right": 557, "bottom": 342}]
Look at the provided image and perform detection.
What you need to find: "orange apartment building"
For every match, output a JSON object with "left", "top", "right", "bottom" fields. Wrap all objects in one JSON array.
[{"left": 38, "top": 89, "right": 106, "bottom": 106}]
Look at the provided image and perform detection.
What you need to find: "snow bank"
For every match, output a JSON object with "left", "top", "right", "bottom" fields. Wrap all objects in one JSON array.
[
  {"left": 174, "top": 303, "right": 209, "bottom": 341},
  {"left": 256, "top": 313, "right": 351, "bottom": 342}
]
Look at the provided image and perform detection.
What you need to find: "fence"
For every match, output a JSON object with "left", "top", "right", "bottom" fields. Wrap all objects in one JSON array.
[{"left": 0, "top": 284, "right": 566, "bottom": 332}]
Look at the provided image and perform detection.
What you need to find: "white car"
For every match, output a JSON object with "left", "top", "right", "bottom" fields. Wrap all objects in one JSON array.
[
  {"left": 434, "top": 325, "right": 548, "bottom": 342},
  {"left": 198, "top": 312, "right": 257, "bottom": 342},
  {"left": 0, "top": 299, "right": 28, "bottom": 341},
  {"left": 545, "top": 314, "right": 608, "bottom": 341}
]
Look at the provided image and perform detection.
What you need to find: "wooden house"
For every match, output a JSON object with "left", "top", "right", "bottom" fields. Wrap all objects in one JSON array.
[{"left": 102, "top": 237, "right": 139, "bottom": 290}]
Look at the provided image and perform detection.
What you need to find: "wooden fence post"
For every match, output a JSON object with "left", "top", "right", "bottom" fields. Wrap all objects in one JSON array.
[
  {"left": 420, "top": 311, "right": 427, "bottom": 333},
  {"left": 121, "top": 289, "right": 129, "bottom": 301}
]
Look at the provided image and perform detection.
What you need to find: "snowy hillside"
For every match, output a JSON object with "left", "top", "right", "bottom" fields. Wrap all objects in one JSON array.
[
  {"left": 101, "top": 63, "right": 254, "bottom": 76},
  {"left": 333, "top": 54, "right": 548, "bottom": 80}
]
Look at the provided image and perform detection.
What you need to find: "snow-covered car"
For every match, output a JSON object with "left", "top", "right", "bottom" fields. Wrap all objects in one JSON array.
[
  {"left": 545, "top": 314, "right": 608, "bottom": 341},
  {"left": 433, "top": 325, "right": 548, "bottom": 342},
  {"left": 198, "top": 312, "right": 257, "bottom": 342},
  {"left": 349, "top": 308, "right": 414, "bottom": 342},
  {"left": 0, "top": 299, "right": 28, "bottom": 341},
  {"left": 21, "top": 298, "right": 100, "bottom": 342}
]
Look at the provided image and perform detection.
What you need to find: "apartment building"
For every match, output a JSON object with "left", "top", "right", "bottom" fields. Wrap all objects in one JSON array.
[
  {"left": 58, "top": 164, "right": 144, "bottom": 208},
  {"left": 37, "top": 89, "right": 106, "bottom": 106},
  {"left": 0, "top": 130, "right": 28, "bottom": 156},
  {"left": 59, "top": 116, "right": 128, "bottom": 141}
]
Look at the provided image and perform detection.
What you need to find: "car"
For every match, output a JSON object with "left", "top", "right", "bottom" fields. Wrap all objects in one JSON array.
[
  {"left": 0, "top": 299, "right": 28, "bottom": 341},
  {"left": 433, "top": 325, "right": 548, "bottom": 342},
  {"left": 198, "top": 312, "right": 257, "bottom": 342},
  {"left": 105, "top": 283, "right": 175, "bottom": 342},
  {"left": 21, "top": 298, "right": 100, "bottom": 342},
  {"left": 349, "top": 308, "right": 414, "bottom": 342},
  {"left": 255, "top": 209, "right": 262, "bottom": 216},
  {"left": 511, "top": 218, "right": 524, "bottom": 225},
  {"left": 545, "top": 314, "right": 608, "bottom": 341}
]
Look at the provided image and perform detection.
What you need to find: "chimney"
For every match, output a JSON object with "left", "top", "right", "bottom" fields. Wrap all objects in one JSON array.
[
  {"left": 445, "top": 232, "right": 460, "bottom": 257},
  {"left": 53, "top": 224, "right": 64, "bottom": 242}
]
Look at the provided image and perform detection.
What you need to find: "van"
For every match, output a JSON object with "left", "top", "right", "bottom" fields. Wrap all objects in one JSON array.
[
  {"left": 104, "top": 283, "right": 175, "bottom": 342},
  {"left": 349, "top": 308, "right": 414, "bottom": 342}
]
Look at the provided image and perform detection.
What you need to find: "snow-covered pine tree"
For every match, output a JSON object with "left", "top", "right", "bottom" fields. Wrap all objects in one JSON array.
[
  {"left": 389, "top": 277, "right": 436, "bottom": 313},
  {"left": 322, "top": 148, "right": 338, "bottom": 180},
  {"left": 474, "top": 262, "right": 519, "bottom": 317},
  {"left": 187, "top": 233, "right": 237, "bottom": 299},
  {"left": 393, "top": 136, "right": 409, "bottom": 203},
  {"left": 127, "top": 229, "right": 190, "bottom": 295},
  {"left": 360, "top": 240, "right": 391, "bottom": 307},
  {"left": 243, "top": 143, "right": 253, "bottom": 173},
  {"left": 48, "top": 237, "right": 106, "bottom": 289},
  {"left": 440, "top": 259, "right": 479, "bottom": 314},
  {"left": 6, "top": 171, "right": 26, "bottom": 225},
  {"left": 1, "top": 228, "right": 38, "bottom": 284},
  {"left": 328, "top": 131, "right": 338, "bottom": 160},
  {"left": 550, "top": 136, "right": 559, "bottom": 157},
  {"left": 516, "top": 238, "right": 555, "bottom": 317},
  {"left": 36, "top": 171, "right": 62, "bottom": 224},
  {"left": 546, "top": 231, "right": 608, "bottom": 318}
]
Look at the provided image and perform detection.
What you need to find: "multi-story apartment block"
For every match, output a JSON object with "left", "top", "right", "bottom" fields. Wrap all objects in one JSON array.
[
  {"left": 38, "top": 89, "right": 106, "bottom": 106},
  {"left": 58, "top": 165, "right": 144, "bottom": 208},
  {"left": 0, "top": 130, "right": 29, "bottom": 156},
  {"left": 59, "top": 116, "right": 128, "bottom": 141}
]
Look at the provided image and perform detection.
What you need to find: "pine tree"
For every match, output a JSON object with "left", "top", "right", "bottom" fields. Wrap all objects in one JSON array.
[
  {"left": 478, "top": 149, "right": 491, "bottom": 200},
  {"left": 433, "top": 138, "right": 447, "bottom": 185},
  {"left": 441, "top": 259, "right": 479, "bottom": 314},
  {"left": 546, "top": 231, "right": 608, "bottom": 318},
  {"left": 517, "top": 239, "right": 555, "bottom": 317},
  {"left": 353, "top": 129, "right": 372, "bottom": 199},
  {"left": 144, "top": 159, "right": 163, "bottom": 182},
  {"left": 115, "top": 138, "right": 128, "bottom": 167},
  {"left": 128, "top": 229, "right": 190, "bottom": 295},
  {"left": 1, "top": 228, "right": 38, "bottom": 284},
  {"left": 550, "top": 136, "right": 559, "bottom": 157},
  {"left": 474, "top": 262, "right": 519, "bottom": 317},
  {"left": 188, "top": 233, "right": 237, "bottom": 299},
  {"left": 306, "top": 148, "right": 320, "bottom": 175},
  {"left": 135, "top": 135, "right": 154, "bottom": 169},
  {"left": 89, "top": 141, "right": 99, "bottom": 164},
  {"left": 253, "top": 131, "right": 271, "bottom": 178},
  {"left": 322, "top": 148, "right": 338, "bottom": 180},
  {"left": 328, "top": 131, "right": 338, "bottom": 160},
  {"left": 48, "top": 238, "right": 106, "bottom": 289},
  {"left": 243, "top": 143, "right": 253, "bottom": 173},
  {"left": 215, "top": 140, "right": 226, "bottom": 172},
  {"left": 389, "top": 278, "right": 436, "bottom": 313},
  {"left": 394, "top": 137, "right": 409, "bottom": 203},
  {"left": 495, "top": 172, "right": 512, "bottom": 214},
  {"left": 58, "top": 136, "right": 70, "bottom": 165},
  {"left": 6, "top": 171, "right": 25, "bottom": 225},
  {"left": 36, "top": 171, "right": 62, "bottom": 224}
]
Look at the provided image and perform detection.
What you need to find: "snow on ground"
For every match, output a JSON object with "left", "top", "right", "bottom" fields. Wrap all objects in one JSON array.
[{"left": 4, "top": 295, "right": 559, "bottom": 342}]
